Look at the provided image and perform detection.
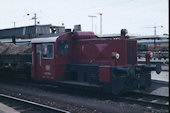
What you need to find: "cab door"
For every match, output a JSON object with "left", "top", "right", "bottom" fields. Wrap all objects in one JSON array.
[{"left": 41, "top": 43, "right": 56, "bottom": 81}]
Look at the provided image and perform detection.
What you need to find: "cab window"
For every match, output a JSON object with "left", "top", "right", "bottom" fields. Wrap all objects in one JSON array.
[
  {"left": 57, "top": 40, "right": 68, "bottom": 55},
  {"left": 36, "top": 44, "right": 41, "bottom": 59},
  {"left": 42, "top": 43, "right": 54, "bottom": 59}
]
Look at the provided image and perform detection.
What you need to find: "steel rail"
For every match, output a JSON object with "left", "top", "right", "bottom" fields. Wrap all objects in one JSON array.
[
  {"left": 0, "top": 93, "right": 70, "bottom": 113},
  {"left": 117, "top": 93, "right": 169, "bottom": 108},
  {"left": 132, "top": 90, "right": 169, "bottom": 99}
]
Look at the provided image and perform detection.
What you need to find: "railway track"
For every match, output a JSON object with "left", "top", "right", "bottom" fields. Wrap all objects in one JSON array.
[
  {"left": 0, "top": 78, "right": 169, "bottom": 112},
  {"left": 118, "top": 92, "right": 169, "bottom": 109},
  {"left": 0, "top": 93, "right": 70, "bottom": 113}
]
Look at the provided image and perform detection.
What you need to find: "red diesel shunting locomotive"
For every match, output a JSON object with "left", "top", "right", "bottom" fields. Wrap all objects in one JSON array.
[{"left": 30, "top": 28, "right": 161, "bottom": 94}]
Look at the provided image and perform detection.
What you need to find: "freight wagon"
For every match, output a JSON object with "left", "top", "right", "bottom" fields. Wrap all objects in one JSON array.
[{"left": 137, "top": 39, "right": 169, "bottom": 59}]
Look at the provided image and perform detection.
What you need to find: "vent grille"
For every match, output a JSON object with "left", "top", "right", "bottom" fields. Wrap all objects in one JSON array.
[{"left": 127, "top": 41, "right": 137, "bottom": 64}]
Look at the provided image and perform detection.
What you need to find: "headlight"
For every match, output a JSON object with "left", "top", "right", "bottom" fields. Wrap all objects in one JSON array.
[
  {"left": 111, "top": 52, "right": 120, "bottom": 59},
  {"left": 116, "top": 53, "right": 120, "bottom": 59}
]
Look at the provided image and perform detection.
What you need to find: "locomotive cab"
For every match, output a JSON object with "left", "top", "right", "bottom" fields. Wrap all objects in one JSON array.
[{"left": 31, "top": 34, "right": 71, "bottom": 82}]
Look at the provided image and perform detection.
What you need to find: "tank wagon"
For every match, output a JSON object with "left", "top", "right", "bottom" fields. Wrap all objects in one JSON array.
[{"left": 0, "top": 29, "right": 161, "bottom": 94}]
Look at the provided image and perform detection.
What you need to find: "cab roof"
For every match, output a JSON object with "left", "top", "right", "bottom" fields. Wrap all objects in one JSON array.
[{"left": 31, "top": 36, "right": 59, "bottom": 43}]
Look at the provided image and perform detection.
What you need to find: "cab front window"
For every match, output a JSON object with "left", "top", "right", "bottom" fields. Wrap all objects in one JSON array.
[
  {"left": 57, "top": 40, "right": 68, "bottom": 55},
  {"left": 42, "top": 43, "right": 54, "bottom": 59}
]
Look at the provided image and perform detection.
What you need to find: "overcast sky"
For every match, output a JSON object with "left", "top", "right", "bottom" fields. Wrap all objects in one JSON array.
[{"left": 0, "top": 0, "right": 169, "bottom": 35}]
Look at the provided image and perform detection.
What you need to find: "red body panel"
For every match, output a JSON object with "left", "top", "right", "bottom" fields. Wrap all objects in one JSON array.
[
  {"left": 41, "top": 59, "right": 56, "bottom": 80},
  {"left": 99, "top": 66, "right": 111, "bottom": 82},
  {"left": 72, "top": 39, "right": 129, "bottom": 66},
  {"left": 73, "top": 31, "right": 97, "bottom": 39},
  {"left": 54, "top": 34, "right": 72, "bottom": 81}
]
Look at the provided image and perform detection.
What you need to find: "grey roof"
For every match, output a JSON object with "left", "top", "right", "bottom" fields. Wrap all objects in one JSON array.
[
  {"left": 97, "top": 34, "right": 169, "bottom": 40},
  {"left": 0, "top": 38, "right": 32, "bottom": 43},
  {"left": 137, "top": 39, "right": 169, "bottom": 44},
  {"left": 96, "top": 34, "right": 120, "bottom": 38},
  {"left": 130, "top": 35, "right": 169, "bottom": 39},
  {"left": 0, "top": 24, "right": 65, "bottom": 38}
]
